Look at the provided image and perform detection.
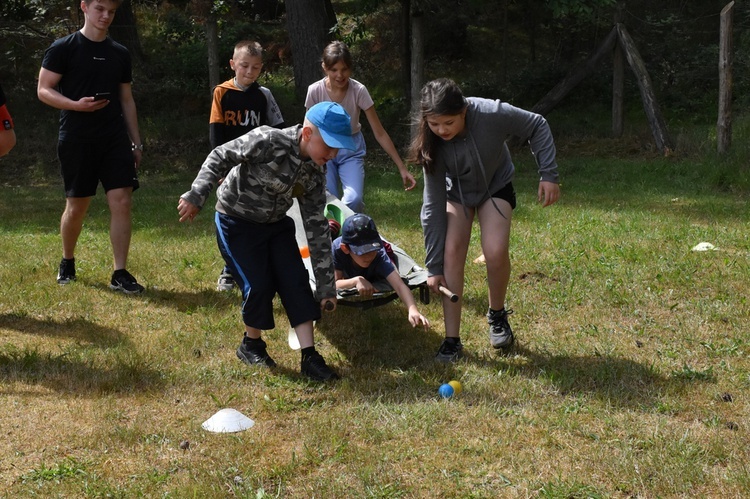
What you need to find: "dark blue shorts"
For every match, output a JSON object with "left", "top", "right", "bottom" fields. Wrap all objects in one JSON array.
[
  {"left": 215, "top": 212, "right": 321, "bottom": 330},
  {"left": 58, "top": 135, "right": 139, "bottom": 197}
]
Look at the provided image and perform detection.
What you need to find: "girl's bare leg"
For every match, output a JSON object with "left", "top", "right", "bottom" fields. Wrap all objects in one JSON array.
[
  {"left": 442, "top": 201, "right": 474, "bottom": 338},
  {"left": 477, "top": 198, "right": 512, "bottom": 310}
]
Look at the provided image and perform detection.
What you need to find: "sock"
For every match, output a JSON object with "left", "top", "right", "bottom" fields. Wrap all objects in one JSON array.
[
  {"left": 444, "top": 337, "right": 461, "bottom": 345},
  {"left": 243, "top": 334, "right": 264, "bottom": 345},
  {"left": 301, "top": 346, "right": 316, "bottom": 360}
]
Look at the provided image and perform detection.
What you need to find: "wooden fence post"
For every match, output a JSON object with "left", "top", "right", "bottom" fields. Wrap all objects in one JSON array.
[
  {"left": 616, "top": 24, "right": 674, "bottom": 155},
  {"left": 717, "top": 2, "right": 735, "bottom": 154}
]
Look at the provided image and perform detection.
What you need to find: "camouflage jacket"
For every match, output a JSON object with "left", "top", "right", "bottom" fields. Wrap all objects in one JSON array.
[{"left": 181, "top": 125, "right": 335, "bottom": 299}]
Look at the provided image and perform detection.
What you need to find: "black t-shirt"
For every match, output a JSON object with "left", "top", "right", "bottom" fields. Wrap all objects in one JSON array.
[
  {"left": 0, "top": 84, "right": 6, "bottom": 107},
  {"left": 209, "top": 80, "right": 285, "bottom": 148},
  {"left": 42, "top": 31, "right": 132, "bottom": 142}
]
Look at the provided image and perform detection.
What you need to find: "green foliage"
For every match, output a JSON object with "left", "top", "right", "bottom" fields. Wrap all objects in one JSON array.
[
  {"left": 5, "top": 0, "right": 750, "bottom": 172},
  {"left": 0, "top": 0, "right": 36, "bottom": 20},
  {"left": 547, "top": 0, "right": 617, "bottom": 19},
  {"left": 330, "top": 13, "right": 369, "bottom": 46},
  {"left": 22, "top": 458, "right": 88, "bottom": 484}
]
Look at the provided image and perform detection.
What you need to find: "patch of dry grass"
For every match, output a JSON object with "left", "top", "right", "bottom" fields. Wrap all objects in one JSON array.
[{"left": 0, "top": 155, "right": 749, "bottom": 497}]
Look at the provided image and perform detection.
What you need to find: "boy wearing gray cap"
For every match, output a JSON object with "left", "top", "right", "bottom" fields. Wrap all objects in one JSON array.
[{"left": 178, "top": 102, "right": 356, "bottom": 381}]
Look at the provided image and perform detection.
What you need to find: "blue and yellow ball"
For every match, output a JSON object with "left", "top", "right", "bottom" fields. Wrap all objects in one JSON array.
[{"left": 438, "top": 383, "right": 454, "bottom": 398}]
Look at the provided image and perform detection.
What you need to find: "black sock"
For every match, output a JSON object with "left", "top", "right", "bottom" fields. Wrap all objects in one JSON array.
[
  {"left": 444, "top": 337, "right": 461, "bottom": 345},
  {"left": 243, "top": 334, "right": 264, "bottom": 345},
  {"left": 301, "top": 346, "right": 316, "bottom": 359}
]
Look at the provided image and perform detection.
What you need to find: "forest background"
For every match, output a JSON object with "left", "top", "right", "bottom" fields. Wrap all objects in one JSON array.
[
  {"left": 2, "top": 1, "right": 750, "bottom": 497},
  {"left": 2, "top": 0, "right": 750, "bottom": 183}
]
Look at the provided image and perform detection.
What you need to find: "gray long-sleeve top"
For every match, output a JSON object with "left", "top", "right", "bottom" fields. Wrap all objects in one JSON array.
[
  {"left": 181, "top": 124, "right": 335, "bottom": 299},
  {"left": 421, "top": 97, "right": 560, "bottom": 276}
]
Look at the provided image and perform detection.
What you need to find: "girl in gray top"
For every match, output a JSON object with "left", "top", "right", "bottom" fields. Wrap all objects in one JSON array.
[{"left": 409, "top": 78, "right": 560, "bottom": 362}]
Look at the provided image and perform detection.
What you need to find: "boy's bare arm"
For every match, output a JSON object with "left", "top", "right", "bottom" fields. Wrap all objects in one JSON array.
[
  {"left": 386, "top": 271, "right": 418, "bottom": 309},
  {"left": 119, "top": 82, "right": 142, "bottom": 168},
  {"left": 385, "top": 271, "right": 429, "bottom": 329},
  {"left": 336, "top": 272, "right": 375, "bottom": 297},
  {"left": 37, "top": 68, "right": 109, "bottom": 113}
]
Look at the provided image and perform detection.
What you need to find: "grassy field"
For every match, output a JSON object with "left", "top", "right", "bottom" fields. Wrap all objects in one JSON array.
[{"left": 0, "top": 144, "right": 749, "bottom": 497}]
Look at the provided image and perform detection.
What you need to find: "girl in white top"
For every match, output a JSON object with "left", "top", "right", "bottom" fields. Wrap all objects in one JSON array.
[{"left": 305, "top": 41, "right": 416, "bottom": 212}]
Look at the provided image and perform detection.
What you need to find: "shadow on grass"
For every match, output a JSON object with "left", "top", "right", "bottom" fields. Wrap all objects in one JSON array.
[
  {"left": 0, "top": 313, "right": 165, "bottom": 395},
  {"left": 315, "top": 306, "right": 712, "bottom": 411},
  {"left": 0, "top": 312, "right": 130, "bottom": 346},
  {"left": 316, "top": 302, "right": 446, "bottom": 368},
  {"left": 79, "top": 283, "right": 238, "bottom": 315},
  {"left": 491, "top": 344, "right": 676, "bottom": 409}
]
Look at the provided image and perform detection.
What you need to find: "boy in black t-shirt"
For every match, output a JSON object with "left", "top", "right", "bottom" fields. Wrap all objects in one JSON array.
[
  {"left": 37, "top": 0, "right": 144, "bottom": 293},
  {"left": 209, "top": 40, "right": 285, "bottom": 291}
]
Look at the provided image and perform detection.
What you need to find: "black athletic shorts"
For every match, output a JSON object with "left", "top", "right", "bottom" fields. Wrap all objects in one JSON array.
[
  {"left": 58, "top": 135, "right": 139, "bottom": 197},
  {"left": 491, "top": 181, "right": 517, "bottom": 210}
]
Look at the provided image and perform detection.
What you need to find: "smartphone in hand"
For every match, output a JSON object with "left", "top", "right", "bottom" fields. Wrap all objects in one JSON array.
[{"left": 94, "top": 92, "right": 111, "bottom": 101}]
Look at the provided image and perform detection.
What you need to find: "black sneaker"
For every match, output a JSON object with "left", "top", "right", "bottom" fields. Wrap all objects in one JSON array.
[
  {"left": 435, "top": 337, "right": 463, "bottom": 362},
  {"left": 216, "top": 271, "right": 235, "bottom": 291},
  {"left": 109, "top": 269, "right": 145, "bottom": 294},
  {"left": 236, "top": 336, "right": 277, "bottom": 368},
  {"left": 57, "top": 258, "right": 76, "bottom": 285},
  {"left": 301, "top": 351, "right": 339, "bottom": 381},
  {"left": 488, "top": 308, "right": 514, "bottom": 349}
]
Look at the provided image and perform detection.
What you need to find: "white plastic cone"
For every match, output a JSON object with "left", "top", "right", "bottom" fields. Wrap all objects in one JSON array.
[
  {"left": 201, "top": 408, "right": 255, "bottom": 433},
  {"left": 692, "top": 242, "right": 718, "bottom": 252}
]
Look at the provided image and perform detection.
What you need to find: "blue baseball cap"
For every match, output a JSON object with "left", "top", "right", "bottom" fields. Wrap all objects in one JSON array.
[
  {"left": 342, "top": 213, "right": 382, "bottom": 255},
  {"left": 306, "top": 102, "right": 356, "bottom": 151}
]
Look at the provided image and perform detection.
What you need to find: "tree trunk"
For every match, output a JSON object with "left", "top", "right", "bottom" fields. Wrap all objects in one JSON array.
[
  {"left": 400, "top": 0, "right": 411, "bottom": 103},
  {"left": 108, "top": 0, "right": 145, "bottom": 62},
  {"left": 206, "top": 13, "right": 220, "bottom": 91},
  {"left": 616, "top": 23, "right": 674, "bottom": 155},
  {"left": 500, "top": 0, "right": 508, "bottom": 84},
  {"left": 717, "top": 1, "right": 734, "bottom": 154},
  {"left": 286, "top": 0, "right": 336, "bottom": 102},
  {"left": 612, "top": 41, "right": 624, "bottom": 137},
  {"left": 410, "top": 10, "right": 424, "bottom": 140},
  {"left": 531, "top": 26, "right": 617, "bottom": 117},
  {"left": 612, "top": 4, "right": 625, "bottom": 137}
]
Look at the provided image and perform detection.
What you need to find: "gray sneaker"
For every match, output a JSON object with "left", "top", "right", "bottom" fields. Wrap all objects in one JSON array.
[
  {"left": 488, "top": 308, "right": 514, "bottom": 349},
  {"left": 435, "top": 338, "right": 463, "bottom": 362},
  {"left": 216, "top": 271, "right": 235, "bottom": 291}
]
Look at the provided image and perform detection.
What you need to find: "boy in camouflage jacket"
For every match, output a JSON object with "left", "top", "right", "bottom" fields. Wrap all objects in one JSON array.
[{"left": 178, "top": 102, "right": 356, "bottom": 381}]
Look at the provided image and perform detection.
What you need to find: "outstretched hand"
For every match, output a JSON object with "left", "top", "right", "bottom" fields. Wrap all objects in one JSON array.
[
  {"left": 538, "top": 181, "right": 560, "bottom": 207},
  {"left": 408, "top": 307, "right": 430, "bottom": 330},
  {"left": 177, "top": 198, "right": 199, "bottom": 222},
  {"left": 401, "top": 169, "right": 417, "bottom": 191}
]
